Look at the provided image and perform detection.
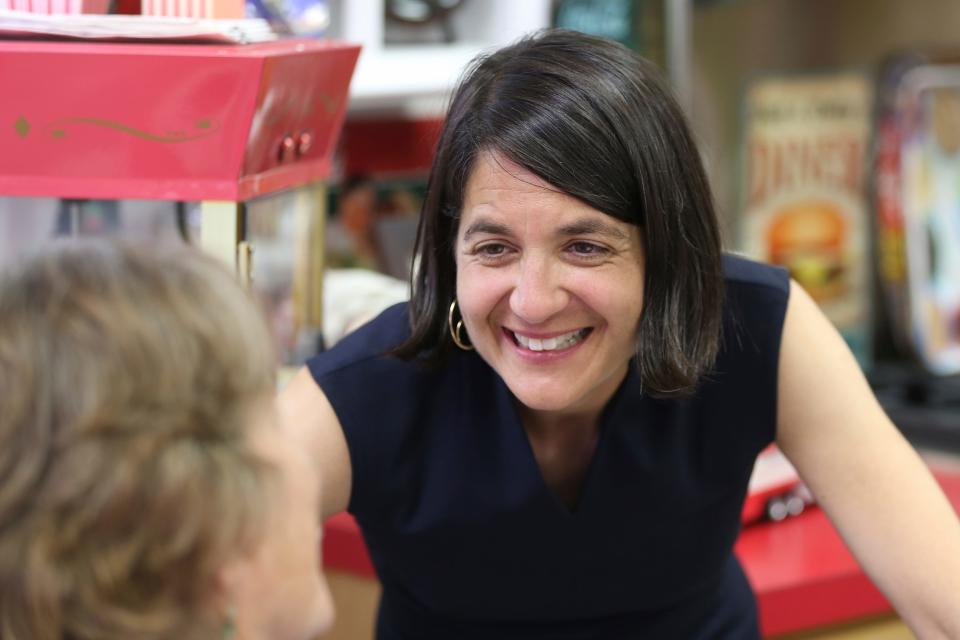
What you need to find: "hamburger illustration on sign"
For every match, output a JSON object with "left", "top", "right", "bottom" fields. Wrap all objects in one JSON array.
[{"left": 767, "top": 200, "right": 848, "bottom": 302}]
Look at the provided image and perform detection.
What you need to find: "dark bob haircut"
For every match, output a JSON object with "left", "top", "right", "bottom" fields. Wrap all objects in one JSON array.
[{"left": 393, "top": 29, "right": 724, "bottom": 397}]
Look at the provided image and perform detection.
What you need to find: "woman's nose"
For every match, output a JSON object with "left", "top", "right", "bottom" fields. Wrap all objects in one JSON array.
[{"left": 508, "top": 257, "right": 568, "bottom": 325}]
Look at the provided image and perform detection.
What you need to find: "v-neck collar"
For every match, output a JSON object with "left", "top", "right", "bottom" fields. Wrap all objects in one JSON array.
[{"left": 492, "top": 362, "right": 639, "bottom": 518}]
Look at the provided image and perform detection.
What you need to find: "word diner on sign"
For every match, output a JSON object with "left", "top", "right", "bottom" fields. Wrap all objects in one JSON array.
[{"left": 747, "top": 137, "right": 863, "bottom": 210}]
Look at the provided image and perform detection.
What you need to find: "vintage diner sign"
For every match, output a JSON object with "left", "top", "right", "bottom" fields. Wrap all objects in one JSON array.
[{"left": 741, "top": 73, "right": 874, "bottom": 367}]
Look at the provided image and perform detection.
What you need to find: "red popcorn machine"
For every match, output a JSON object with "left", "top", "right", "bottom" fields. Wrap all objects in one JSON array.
[{"left": 0, "top": 36, "right": 360, "bottom": 367}]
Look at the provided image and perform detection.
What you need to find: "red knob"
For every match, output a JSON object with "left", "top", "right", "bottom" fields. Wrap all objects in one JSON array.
[
  {"left": 297, "top": 131, "right": 314, "bottom": 156},
  {"left": 278, "top": 134, "right": 296, "bottom": 163}
]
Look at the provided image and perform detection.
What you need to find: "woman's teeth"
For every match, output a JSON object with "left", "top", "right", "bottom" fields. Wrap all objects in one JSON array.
[{"left": 513, "top": 329, "right": 587, "bottom": 352}]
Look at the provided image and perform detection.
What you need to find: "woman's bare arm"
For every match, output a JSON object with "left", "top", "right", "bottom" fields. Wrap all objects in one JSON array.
[
  {"left": 277, "top": 366, "right": 352, "bottom": 520},
  {"left": 776, "top": 280, "right": 960, "bottom": 639}
]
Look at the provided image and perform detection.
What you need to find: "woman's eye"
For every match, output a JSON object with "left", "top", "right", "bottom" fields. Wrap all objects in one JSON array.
[
  {"left": 470, "top": 242, "right": 511, "bottom": 264},
  {"left": 568, "top": 242, "right": 609, "bottom": 257},
  {"left": 477, "top": 243, "right": 508, "bottom": 257}
]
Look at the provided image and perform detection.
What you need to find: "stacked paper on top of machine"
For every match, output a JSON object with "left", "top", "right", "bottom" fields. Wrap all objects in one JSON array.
[{"left": 0, "top": 9, "right": 277, "bottom": 43}]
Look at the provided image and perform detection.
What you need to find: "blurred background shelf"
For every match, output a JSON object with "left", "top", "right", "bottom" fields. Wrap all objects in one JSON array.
[{"left": 327, "top": 0, "right": 552, "bottom": 116}]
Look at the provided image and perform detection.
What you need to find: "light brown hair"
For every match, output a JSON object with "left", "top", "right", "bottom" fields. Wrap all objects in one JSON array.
[{"left": 0, "top": 240, "right": 276, "bottom": 639}]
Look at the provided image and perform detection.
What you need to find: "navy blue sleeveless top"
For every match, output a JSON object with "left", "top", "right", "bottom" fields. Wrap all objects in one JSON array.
[{"left": 308, "top": 255, "right": 790, "bottom": 639}]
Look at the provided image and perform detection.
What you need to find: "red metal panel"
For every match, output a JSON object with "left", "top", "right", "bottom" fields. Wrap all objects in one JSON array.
[
  {"left": 736, "top": 503, "right": 892, "bottom": 636},
  {"left": 0, "top": 39, "right": 359, "bottom": 201},
  {"left": 342, "top": 117, "right": 443, "bottom": 177},
  {"left": 323, "top": 512, "right": 376, "bottom": 578},
  {"left": 239, "top": 40, "right": 359, "bottom": 200},
  {"left": 737, "top": 469, "right": 960, "bottom": 636}
]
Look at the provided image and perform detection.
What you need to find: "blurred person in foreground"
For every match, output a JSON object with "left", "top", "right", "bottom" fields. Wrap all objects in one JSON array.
[
  {"left": 0, "top": 240, "right": 333, "bottom": 640},
  {"left": 279, "top": 29, "right": 960, "bottom": 639}
]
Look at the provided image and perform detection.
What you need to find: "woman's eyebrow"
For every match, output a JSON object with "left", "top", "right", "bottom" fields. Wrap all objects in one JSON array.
[
  {"left": 556, "top": 219, "right": 629, "bottom": 240},
  {"left": 462, "top": 217, "right": 629, "bottom": 241},
  {"left": 462, "top": 219, "right": 512, "bottom": 240}
]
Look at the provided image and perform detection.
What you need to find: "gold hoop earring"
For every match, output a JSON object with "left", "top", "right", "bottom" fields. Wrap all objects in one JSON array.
[{"left": 447, "top": 300, "right": 474, "bottom": 351}]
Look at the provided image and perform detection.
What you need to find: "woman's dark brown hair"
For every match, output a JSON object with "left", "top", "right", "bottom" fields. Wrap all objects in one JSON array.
[{"left": 394, "top": 29, "right": 724, "bottom": 397}]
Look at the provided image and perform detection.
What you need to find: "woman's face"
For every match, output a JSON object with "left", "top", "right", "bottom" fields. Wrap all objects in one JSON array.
[
  {"left": 455, "top": 152, "right": 645, "bottom": 417},
  {"left": 222, "top": 400, "right": 334, "bottom": 640}
]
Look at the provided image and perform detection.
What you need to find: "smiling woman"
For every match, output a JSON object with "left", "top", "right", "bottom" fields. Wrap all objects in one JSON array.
[
  {"left": 391, "top": 28, "right": 724, "bottom": 397},
  {"left": 453, "top": 152, "right": 645, "bottom": 416},
  {"left": 279, "top": 28, "right": 960, "bottom": 640}
]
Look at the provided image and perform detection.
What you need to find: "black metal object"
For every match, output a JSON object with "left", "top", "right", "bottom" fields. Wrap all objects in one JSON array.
[{"left": 871, "top": 362, "right": 960, "bottom": 452}]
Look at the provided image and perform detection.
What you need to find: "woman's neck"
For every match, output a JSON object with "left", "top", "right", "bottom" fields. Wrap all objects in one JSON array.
[
  {"left": 519, "top": 404, "right": 600, "bottom": 436},
  {"left": 517, "top": 360, "right": 630, "bottom": 436}
]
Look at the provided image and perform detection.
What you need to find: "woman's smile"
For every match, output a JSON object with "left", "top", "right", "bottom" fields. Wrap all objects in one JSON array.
[{"left": 505, "top": 327, "right": 592, "bottom": 353}]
